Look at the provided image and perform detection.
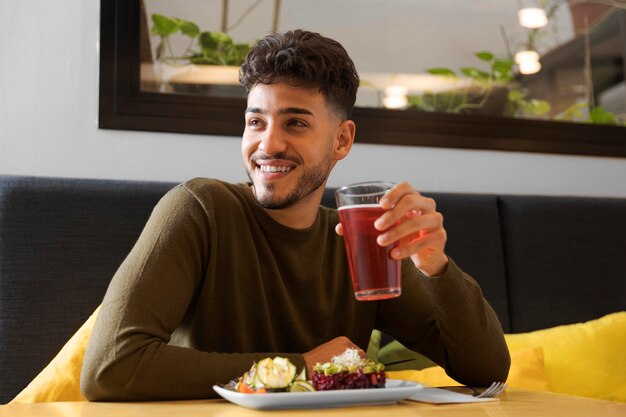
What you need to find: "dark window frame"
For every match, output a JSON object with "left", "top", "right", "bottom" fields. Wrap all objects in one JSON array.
[{"left": 99, "top": 0, "right": 626, "bottom": 158}]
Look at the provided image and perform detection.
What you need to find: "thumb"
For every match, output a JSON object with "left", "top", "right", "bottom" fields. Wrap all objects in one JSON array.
[{"left": 335, "top": 223, "right": 344, "bottom": 236}]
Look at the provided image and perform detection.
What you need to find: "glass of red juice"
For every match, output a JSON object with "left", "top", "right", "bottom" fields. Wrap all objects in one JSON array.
[{"left": 335, "top": 182, "right": 401, "bottom": 301}]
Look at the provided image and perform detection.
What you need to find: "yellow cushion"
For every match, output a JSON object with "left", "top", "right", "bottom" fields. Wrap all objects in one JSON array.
[
  {"left": 9, "top": 307, "right": 100, "bottom": 404},
  {"left": 388, "top": 346, "right": 548, "bottom": 391},
  {"left": 505, "top": 311, "right": 626, "bottom": 402}
]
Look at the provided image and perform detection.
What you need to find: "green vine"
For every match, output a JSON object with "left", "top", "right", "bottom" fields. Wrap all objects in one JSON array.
[
  {"left": 408, "top": 51, "right": 550, "bottom": 117},
  {"left": 407, "top": 49, "right": 624, "bottom": 125}
]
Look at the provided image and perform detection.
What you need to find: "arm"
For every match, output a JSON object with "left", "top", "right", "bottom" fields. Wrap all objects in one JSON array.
[
  {"left": 380, "top": 183, "right": 508, "bottom": 384},
  {"left": 336, "top": 182, "right": 509, "bottom": 385},
  {"left": 378, "top": 259, "right": 510, "bottom": 386},
  {"left": 80, "top": 185, "right": 307, "bottom": 401},
  {"left": 379, "top": 182, "right": 509, "bottom": 384}
]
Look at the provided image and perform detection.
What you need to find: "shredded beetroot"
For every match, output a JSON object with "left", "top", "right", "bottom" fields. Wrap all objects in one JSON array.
[{"left": 311, "top": 369, "right": 386, "bottom": 391}]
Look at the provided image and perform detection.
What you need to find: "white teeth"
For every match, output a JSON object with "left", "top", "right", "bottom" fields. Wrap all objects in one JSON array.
[{"left": 259, "top": 165, "right": 291, "bottom": 173}]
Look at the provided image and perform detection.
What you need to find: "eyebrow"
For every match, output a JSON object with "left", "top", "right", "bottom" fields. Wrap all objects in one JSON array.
[{"left": 245, "top": 107, "right": 314, "bottom": 116}]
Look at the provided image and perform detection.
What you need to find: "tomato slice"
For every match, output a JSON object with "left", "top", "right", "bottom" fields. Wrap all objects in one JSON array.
[
  {"left": 237, "top": 383, "right": 267, "bottom": 394},
  {"left": 237, "top": 383, "right": 256, "bottom": 393}
]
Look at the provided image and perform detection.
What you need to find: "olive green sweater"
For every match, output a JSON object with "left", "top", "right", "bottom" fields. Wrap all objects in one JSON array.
[{"left": 81, "top": 178, "right": 509, "bottom": 401}]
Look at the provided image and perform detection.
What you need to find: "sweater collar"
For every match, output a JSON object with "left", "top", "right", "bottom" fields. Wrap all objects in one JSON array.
[{"left": 236, "top": 183, "right": 325, "bottom": 240}]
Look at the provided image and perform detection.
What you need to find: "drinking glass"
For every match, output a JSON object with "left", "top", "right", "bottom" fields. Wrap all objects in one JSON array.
[{"left": 335, "top": 181, "right": 401, "bottom": 301}]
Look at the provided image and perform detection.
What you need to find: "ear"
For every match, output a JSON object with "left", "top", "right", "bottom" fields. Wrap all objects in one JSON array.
[{"left": 333, "top": 119, "right": 356, "bottom": 161}]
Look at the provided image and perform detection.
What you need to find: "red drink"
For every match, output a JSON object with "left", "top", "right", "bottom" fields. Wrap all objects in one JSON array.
[{"left": 338, "top": 204, "right": 401, "bottom": 301}]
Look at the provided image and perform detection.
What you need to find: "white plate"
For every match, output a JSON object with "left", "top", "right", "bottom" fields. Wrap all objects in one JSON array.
[{"left": 213, "top": 379, "right": 423, "bottom": 410}]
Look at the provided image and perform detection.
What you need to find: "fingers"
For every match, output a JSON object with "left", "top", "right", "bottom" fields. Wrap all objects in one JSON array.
[
  {"left": 376, "top": 182, "right": 436, "bottom": 231},
  {"left": 377, "top": 210, "right": 444, "bottom": 249},
  {"left": 393, "top": 227, "right": 447, "bottom": 260},
  {"left": 335, "top": 223, "right": 344, "bottom": 236},
  {"left": 373, "top": 182, "right": 449, "bottom": 275}
]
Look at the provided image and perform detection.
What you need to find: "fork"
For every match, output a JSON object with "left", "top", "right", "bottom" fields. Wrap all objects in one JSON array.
[{"left": 475, "top": 381, "right": 507, "bottom": 398}]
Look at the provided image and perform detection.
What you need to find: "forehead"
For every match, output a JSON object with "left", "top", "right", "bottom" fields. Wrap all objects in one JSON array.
[{"left": 247, "top": 82, "right": 329, "bottom": 113}]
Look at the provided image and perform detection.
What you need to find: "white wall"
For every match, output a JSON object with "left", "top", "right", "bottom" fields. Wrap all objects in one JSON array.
[{"left": 1, "top": 0, "right": 625, "bottom": 197}]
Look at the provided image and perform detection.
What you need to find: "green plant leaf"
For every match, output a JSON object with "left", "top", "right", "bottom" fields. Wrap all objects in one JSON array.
[
  {"left": 178, "top": 20, "right": 200, "bottom": 38},
  {"left": 213, "top": 31, "right": 234, "bottom": 46},
  {"left": 199, "top": 32, "right": 218, "bottom": 51},
  {"left": 556, "top": 102, "right": 587, "bottom": 121},
  {"left": 189, "top": 50, "right": 220, "bottom": 65},
  {"left": 524, "top": 99, "right": 551, "bottom": 116},
  {"left": 232, "top": 43, "right": 252, "bottom": 64},
  {"left": 475, "top": 51, "right": 494, "bottom": 61},
  {"left": 507, "top": 89, "right": 524, "bottom": 102},
  {"left": 189, "top": 54, "right": 219, "bottom": 65},
  {"left": 492, "top": 59, "right": 514, "bottom": 81},
  {"left": 219, "top": 43, "right": 237, "bottom": 65},
  {"left": 460, "top": 67, "right": 489, "bottom": 80},
  {"left": 589, "top": 106, "right": 617, "bottom": 124},
  {"left": 426, "top": 68, "right": 457, "bottom": 77},
  {"left": 200, "top": 31, "right": 234, "bottom": 50},
  {"left": 493, "top": 59, "right": 514, "bottom": 71},
  {"left": 408, "top": 95, "right": 435, "bottom": 112},
  {"left": 151, "top": 14, "right": 179, "bottom": 37}
]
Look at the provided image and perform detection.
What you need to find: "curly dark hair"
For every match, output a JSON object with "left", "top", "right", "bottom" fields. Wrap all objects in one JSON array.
[{"left": 239, "top": 29, "right": 360, "bottom": 119}]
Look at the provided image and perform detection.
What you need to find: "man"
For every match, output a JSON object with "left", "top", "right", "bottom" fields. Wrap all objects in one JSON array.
[{"left": 81, "top": 29, "right": 509, "bottom": 401}]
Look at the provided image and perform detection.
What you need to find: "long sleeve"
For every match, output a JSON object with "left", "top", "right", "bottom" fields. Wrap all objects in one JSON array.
[
  {"left": 376, "top": 258, "right": 510, "bottom": 386},
  {"left": 80, "top": 184, "right": 307, "bottom": 401}
]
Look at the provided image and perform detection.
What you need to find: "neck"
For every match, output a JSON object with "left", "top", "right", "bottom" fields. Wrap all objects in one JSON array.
[{"left": 252, "top": 186, "right": 324, "bottom": 229}]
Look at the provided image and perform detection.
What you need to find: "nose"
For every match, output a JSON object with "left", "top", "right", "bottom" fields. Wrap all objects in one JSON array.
[{"left": 257, "top": 123, "right": 288, "bottom": 156}]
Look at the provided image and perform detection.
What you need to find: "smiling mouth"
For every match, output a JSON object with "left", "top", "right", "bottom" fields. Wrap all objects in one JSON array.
[{"left": 258, "top": 165, "right": 293, "bottom": 173}]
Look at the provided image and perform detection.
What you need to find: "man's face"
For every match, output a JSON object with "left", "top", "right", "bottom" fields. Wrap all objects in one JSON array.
[{"left": 242, "top": 82, "right": 347, "bottom": 210}]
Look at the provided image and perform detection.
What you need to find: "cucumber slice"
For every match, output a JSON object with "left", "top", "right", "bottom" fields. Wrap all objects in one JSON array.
[
  {"left": 254, "top": 357, "right": 296, "bottom": 389},
  {"left": 254, "top": 358, "right": 272, "bottom": 388},
  {"left": 289, "top": 380, "right": 316, "bottom": 392}
]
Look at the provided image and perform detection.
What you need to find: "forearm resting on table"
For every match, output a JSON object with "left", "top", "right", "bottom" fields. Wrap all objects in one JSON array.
[
  {"left": 81, "top": 336, "right": 307, "bottom": 401},
  {"left": 392, "top": 260, "right": 510, "bottom": 387}
]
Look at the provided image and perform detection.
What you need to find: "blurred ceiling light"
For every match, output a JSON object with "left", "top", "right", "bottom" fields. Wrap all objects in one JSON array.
[
  {"left": 519, "top": 59, "right": 542, "bottom": 74},
  {"left": 383, "top": 85, "right": 408, "bottom": 109},
  {"left": 515, "top": 50, "right": 542, "bottom": 75},
  {"left": 518, "top": 7, "right": 548, "bottom": 29}
]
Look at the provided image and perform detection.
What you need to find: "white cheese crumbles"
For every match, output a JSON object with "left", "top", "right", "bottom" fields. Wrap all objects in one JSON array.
[{"left": 331, "top": 348, "right": 368, "bottom": 368}]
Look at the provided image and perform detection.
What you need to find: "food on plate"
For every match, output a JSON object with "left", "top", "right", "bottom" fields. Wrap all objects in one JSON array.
[
  {"left": 231, "top": 348, "right": 385, "bottom": 394},
  {"left": 311, "top": 348, "right": 386, "bottom": 391},
  {"left": 234, "top": 356, "right": 315, "bottom": 393}
]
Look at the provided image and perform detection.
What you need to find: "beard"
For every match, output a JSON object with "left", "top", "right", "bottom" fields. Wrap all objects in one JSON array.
[{"left": 246, "top": 152, "right": 333, "bottom": 210}]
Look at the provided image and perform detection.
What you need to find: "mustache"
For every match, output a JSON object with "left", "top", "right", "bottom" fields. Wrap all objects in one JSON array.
[{"left": 251, "top": 152, "right": 302, "bottom": 165}]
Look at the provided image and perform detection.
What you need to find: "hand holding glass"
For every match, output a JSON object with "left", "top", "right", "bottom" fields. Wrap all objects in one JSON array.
[{"left": 336, "top": 182, "right": 401, "bottom": 301}]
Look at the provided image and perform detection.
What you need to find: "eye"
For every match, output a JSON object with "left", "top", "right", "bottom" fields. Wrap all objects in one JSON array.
[
  {"left": 246, "top": 117, "right": 264, "bottom": 128},
  {"left": 287, "top": 119, "right": 308, "bottom": 128}
]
